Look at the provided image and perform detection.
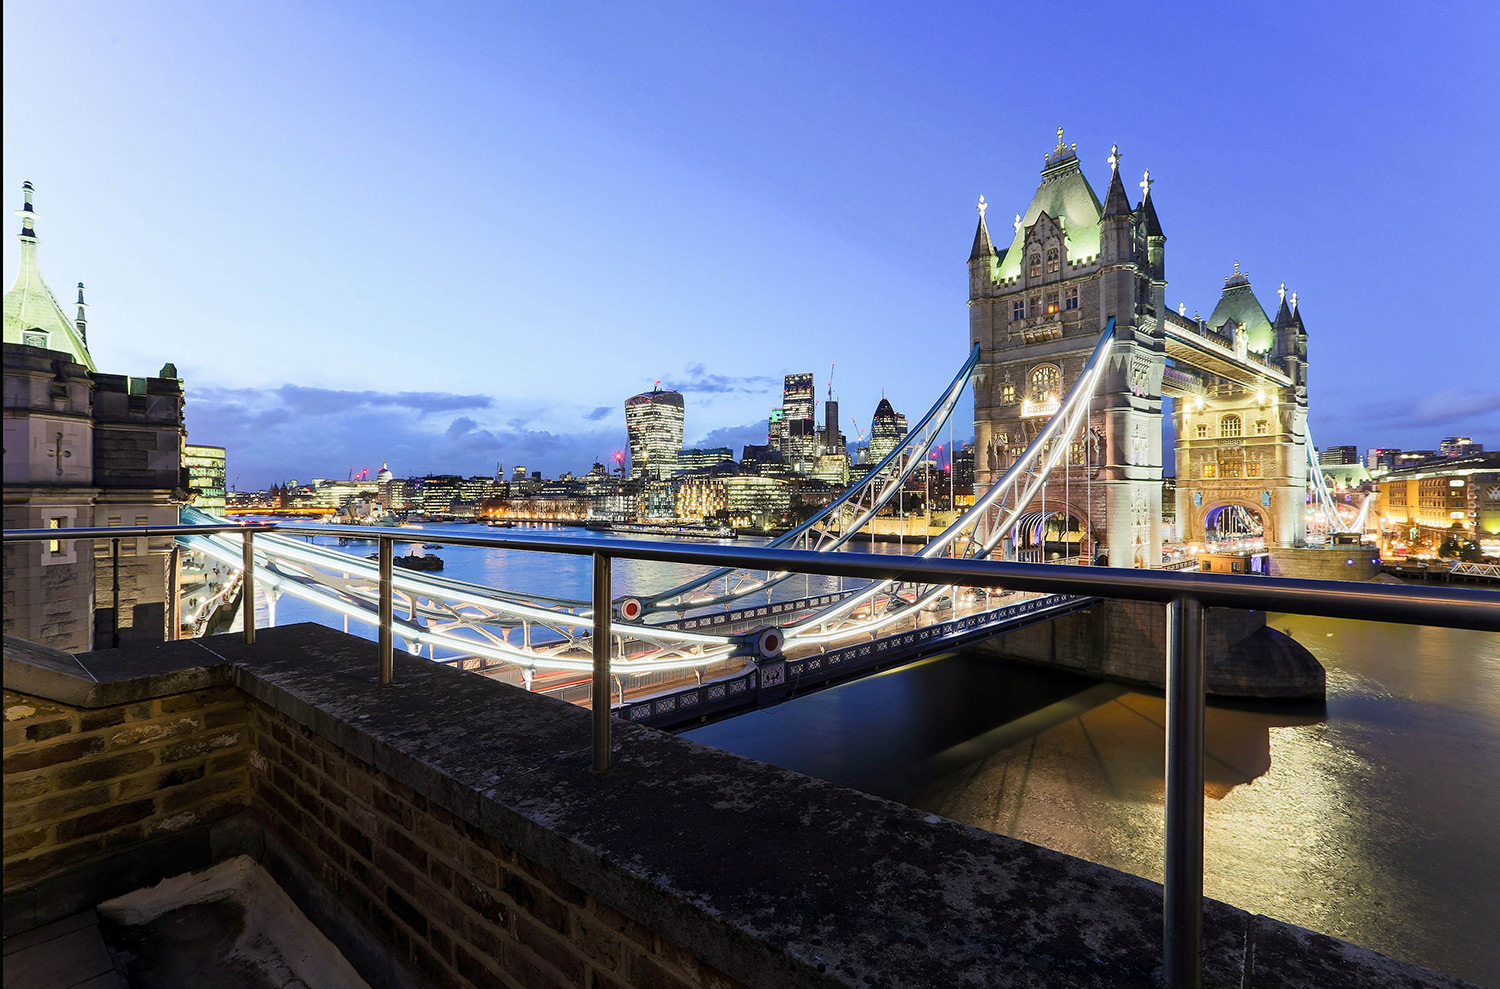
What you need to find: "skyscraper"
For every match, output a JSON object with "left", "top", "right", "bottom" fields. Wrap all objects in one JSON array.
[
  {"left": 780, "top": 373, "right": 816, "bottom": 472},
  {"left": 625, "top": 387, "right": 685, "bottom": 480},
  {"left": 868, "top": 396, "right": 907, "bottom": 464}
]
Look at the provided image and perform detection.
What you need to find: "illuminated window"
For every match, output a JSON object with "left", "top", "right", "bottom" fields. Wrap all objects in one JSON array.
[
  {"left": 1012, "top": 300, "right": 1024, "bottom": 320},
  {"left": 1246, "top": 461, "right": 1262, "bottom": 477},
  {"left": 1045, "top": 247, "right": 1060, "bottom": 273},
  {"left": 1202, "top": 462, "right": 1217, "bottom": 479},
  {"left": 1065, "top": 286, "right": 1079, "bottom": 310},
  {"left": 1254, "top": 418, "right": 1269, "bottom": 435},
  {"left": 1029, "top": 364, "right": 1060, "bottom": 400},
  {"left": 1195, "top": 422, "right": 1209, "bottom": 439},
  {"left": 1001, "top": 384, "right": 1015, "bottom": 403},
  {"left": 1028, "top": 253, "right": 1042, "bottom": 278},
  {"left": 1045, "top": 292, "right": 1059, "bottom": 314},
  {"left": 47, "top": 517, "right": 62, "bottom": 554},
  {"left": 1221, "top": 414, "right": 1242, "bottom": 438}
]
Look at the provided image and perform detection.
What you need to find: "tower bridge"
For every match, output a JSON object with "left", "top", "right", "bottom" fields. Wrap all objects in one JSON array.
[
  {"left": 5, "top": 159, "right": 1348, "bottom": 709},
  {"left": 968, "top": 128, "right": 1311, "bottom": 565}
]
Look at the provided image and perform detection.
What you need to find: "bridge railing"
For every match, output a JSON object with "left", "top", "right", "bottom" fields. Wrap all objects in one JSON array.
[{"left": 5, "top": 521, "right": 1497, "bottom": 989}]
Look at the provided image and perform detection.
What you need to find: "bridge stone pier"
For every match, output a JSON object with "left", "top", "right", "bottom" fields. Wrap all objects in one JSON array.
[{"left": 969, "top": 130, "right": 1311, "bottom": 565}]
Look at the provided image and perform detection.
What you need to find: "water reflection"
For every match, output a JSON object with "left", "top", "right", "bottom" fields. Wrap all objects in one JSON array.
[{"left": 688, "top": 615, "right": 1500, "bottom": 985}]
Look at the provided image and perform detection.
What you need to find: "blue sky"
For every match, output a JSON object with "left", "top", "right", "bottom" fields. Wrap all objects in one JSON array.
[{"left": 5, "top": 1, "right": 1496, "bottom": 488}]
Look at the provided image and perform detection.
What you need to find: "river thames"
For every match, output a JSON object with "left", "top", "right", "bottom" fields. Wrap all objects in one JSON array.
[{"left": 259, "top": 522, "right": 1498, "bottom": 985}]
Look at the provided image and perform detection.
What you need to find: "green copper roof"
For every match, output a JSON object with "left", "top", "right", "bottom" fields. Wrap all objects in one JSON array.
[
  {"left": 1205, "top": 267, "right": 1275, "bottom": 354},
  {"left": 3, "top": 183, "right": 94, "bottom": 370},
  {"left": 995, "top": 158, "right": 1104, "bottom": 281}
]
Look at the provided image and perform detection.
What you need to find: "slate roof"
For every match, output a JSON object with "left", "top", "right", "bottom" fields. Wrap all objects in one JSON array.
[
  {"left": 995, "top": 158, "right": 1104, "bottom": 281},
  {"left": 2, "top": 183, "right": 95, "bottom": 370},
  {"left": 1206, "top": 278, "right": 1275, "bottom": 354}
]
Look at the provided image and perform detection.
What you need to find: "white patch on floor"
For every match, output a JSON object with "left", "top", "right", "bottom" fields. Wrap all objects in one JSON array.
[{"left": 97, "top": 855, "right": 370, "bottom": 989}]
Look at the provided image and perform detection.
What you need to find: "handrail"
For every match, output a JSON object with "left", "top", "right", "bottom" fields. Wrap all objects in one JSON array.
[{"left": 6, "top": 522, "right": 1496, "bottom": 630}]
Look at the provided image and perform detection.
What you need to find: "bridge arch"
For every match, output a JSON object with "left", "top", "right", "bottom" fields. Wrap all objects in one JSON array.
[
  {"left": 1008, "top": 497, "right": 1097, "bottom": 563},
  {"left": 1190, "top": 496, "right": 1273, "bottom": 549}
]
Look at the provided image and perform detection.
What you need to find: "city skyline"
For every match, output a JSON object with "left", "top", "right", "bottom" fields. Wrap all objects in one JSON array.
[{"left": 4, "top": 3, "right": 1497, "bottom": 487}]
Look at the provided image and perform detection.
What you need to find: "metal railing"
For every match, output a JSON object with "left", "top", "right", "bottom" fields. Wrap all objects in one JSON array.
[{"left": 5, "top": 521, "right": 1497, "bottom": 989}]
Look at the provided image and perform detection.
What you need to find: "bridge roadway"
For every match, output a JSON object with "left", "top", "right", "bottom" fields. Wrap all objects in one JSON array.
[{"left": 556, "top": 589, "right": 1102, "bottom": 731}]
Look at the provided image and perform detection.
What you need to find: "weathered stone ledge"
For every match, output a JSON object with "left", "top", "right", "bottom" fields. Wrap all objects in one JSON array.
[{"left": 4, "top": 625, "right": 1472, "bottom": 988}]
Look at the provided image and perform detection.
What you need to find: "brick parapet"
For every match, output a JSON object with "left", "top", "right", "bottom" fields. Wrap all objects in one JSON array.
[
  {"left": 0, "top": 626, "right": 1464, "bottom": 989},
  {"left": 250, "top": 698, "right": 743, "bottom": 989}
]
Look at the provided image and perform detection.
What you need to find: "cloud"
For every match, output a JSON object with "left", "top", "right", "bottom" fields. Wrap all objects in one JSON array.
[
  {"left": 583, "top": 406, "right": 612, "bottom": 421},
  {"left": 689, "top": 420, "right": 768, "bottom": 455},
  {"left": 1351, "top": 390, "right": 1500, "bottom": 429},
  {"left": 272, "top": 386, "right": 493, "bottom": 416},
  {"left": 184, "top": 383, "right": 623, "bottom": 488},
  {"left": 659, "top": 362, "right": 779, "bottom": 396}
]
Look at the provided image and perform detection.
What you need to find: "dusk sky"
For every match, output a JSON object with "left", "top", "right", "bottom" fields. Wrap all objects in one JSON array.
[{"left": 4, "top": 2, "right": 1496, "bottom": 488}]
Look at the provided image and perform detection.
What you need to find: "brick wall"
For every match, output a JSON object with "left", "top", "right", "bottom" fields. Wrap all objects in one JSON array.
[
  {"left": 250, "top": 699, "right": 747, "bottom": 989},
  {"left": 2, "top": 687, "right": 249, "bottom": 891}
]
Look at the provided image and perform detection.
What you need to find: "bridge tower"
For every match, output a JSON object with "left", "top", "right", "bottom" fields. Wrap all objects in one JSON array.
[
  {"left": 969, "top": 131, "right": 1165, "bottom": 567},
  {"left": 1172, "top": 272, "right": 1310, "bottom": 548}
]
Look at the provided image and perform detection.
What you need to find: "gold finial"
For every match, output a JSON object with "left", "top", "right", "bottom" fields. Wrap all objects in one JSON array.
[
  {"left": 1056, "top": 125, "right": 1066, "bottom": 151},
  {"left": 976, "top": 194, "right": 987, "bottom": 219},
  {"left": 1234, "top": 260, "right": 1240, "bottom": 273}
]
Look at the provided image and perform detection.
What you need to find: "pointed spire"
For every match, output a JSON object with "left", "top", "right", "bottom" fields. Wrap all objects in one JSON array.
[
  {"left": 1137, "top": 169, "right": 1164, "bottom": 237},
  {"left": 1290, "top": 291, "right": 1305, "bottom": 331},
  {"left": 15, "top": 180, "right": 36, "bottom": 241},
  {"left": 1102, "top": 154, "right": 1132, "bottom": 218},
  {"left": 1273, "top": 280, "right": 1293, "bottom": 326},
  {"left": 969, "top": 194, "right": 996, "bottom": 261},
  {"left": 75, "top": 282, "right": 88, "bottom": 344}
]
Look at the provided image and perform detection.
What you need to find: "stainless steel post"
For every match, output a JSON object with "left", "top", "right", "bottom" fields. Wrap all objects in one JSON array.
[
  {"left": 241, "top": 530, "right": 256, "bottom": 645},
  {"left": 167, "top": 545, "right": 180, "bottom": 640},
  {"left": 378, "top": 536, "right": 394, "bottom": 685},
  {"left": 111, "top": 537, "right": 121, "bottom": 649},
  {"left": 592, "top": 552, "right": 612, "bottom": 771},
  {"left": 1164, "top": 595, "right": 1205, "bottom": 989}
]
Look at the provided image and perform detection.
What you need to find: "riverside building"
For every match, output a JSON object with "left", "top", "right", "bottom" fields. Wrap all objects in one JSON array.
[{"left": 3, "top": 181, "right": 185, "bottom": 651}]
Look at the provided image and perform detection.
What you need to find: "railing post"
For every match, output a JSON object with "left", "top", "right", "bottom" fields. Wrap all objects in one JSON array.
[
  {"left": 378, "top": 536, "right": 394, "bottom": 685},
  {"left": 592, "top": 552, "right": 612, "bottom": 772},
  {"left": 167, "top": 545, "right": 180, "bottom": 640},
  {"left": 111, "top": 537, "right": 121, "bottom": 649},
  {"left": 1164, "top": 595, "right": 1206, "bottom": 989},
  {"left": 241, "top": 529, "right": 256, "bottom": 645}
]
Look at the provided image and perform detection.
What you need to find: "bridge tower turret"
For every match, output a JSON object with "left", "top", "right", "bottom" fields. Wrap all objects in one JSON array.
[{"left": 1095, "top": 146, "right": 1166, "bottom": 567}]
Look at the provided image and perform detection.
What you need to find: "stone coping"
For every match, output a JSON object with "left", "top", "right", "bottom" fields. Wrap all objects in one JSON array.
[{"left": 4, "top": 624, "right": 1475, "bottom": 989}]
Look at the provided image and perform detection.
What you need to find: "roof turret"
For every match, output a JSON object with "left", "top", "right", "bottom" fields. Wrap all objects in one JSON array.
[
  {"left": 1206, "top": 262, "right": 1275, "bottom": 353},
  {"left": 1290, "top": 291, "right": 1306, "bottom": 332},
  {"left": 994, "top": 128, "right": 1104, "bottom": 280},
  {"left": 2, "top": 181, "right": 95, "bottom": 370},
  {"left": 968, "top": 194, "right": 996, "bottom": 262}
]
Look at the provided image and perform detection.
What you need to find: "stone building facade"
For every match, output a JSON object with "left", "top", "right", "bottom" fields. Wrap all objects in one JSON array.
[{"left": 3, "top": 182, "right": 185, "bottom": 652}]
